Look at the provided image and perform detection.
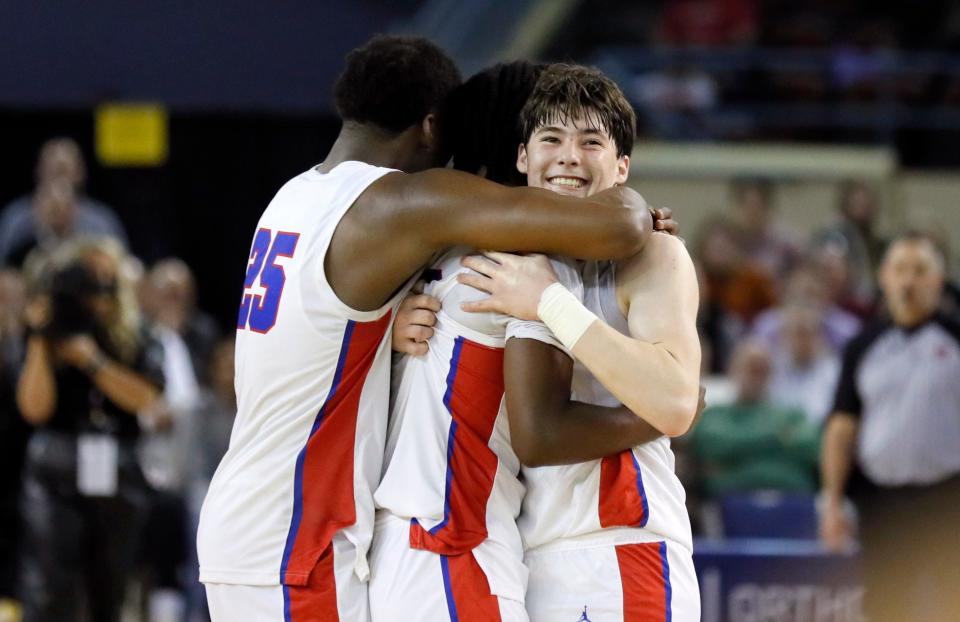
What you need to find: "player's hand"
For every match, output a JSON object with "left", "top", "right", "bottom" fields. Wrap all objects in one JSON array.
[
  {"left": 392, "top": 286, "right": 441, "bottom": 357},
  {"left": 819, "top": 498, "right": 854, "bottom": 552},
  {"left": 651, "top": 207, "right": 680, "bottom": 236},
  {"left": 458, "top": 252, "right": 557, "bottom": 321}
]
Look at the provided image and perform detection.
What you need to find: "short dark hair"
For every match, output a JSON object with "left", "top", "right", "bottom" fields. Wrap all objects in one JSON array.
[
  {"left": 445, "top": 60, "right": 546, "bottom": 185},
  {"left": 518, "top": 64, "right": 636, "bottom": 158},
  {"left": 333, "top": 35, "right": 461, "bottom": 134}
]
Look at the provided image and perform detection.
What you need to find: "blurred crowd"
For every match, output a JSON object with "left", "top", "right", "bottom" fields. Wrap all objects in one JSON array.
[
  {"left": 1, "top": 137, "right": 958, "bottom": 622},
  {"left": 676, "top": 174, "right": 960, "bottom": 546},
  {"left": 0, "top": 138, "right": 235, "bottom": 622},
  {"left": 553, "top": 0, "right": 960, "bottom": 147}
]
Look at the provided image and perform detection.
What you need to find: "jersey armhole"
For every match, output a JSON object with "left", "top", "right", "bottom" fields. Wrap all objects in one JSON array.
[{"left": 304, "top": 167, "right": 412, "bottom": 325}]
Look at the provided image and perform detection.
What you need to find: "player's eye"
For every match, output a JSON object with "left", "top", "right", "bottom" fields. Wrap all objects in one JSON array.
[{"left": 540, "top": 135, "right": 560, "bottom": 143}]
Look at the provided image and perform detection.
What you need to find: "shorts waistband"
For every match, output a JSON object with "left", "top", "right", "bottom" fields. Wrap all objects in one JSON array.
[{"left": 524, "top": 528, "right": 692, "bottom": 557}]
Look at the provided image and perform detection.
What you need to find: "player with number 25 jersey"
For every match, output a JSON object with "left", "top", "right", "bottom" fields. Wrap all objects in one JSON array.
[{"left": 198, "top": 161, "right": 414, "bottom": 620}]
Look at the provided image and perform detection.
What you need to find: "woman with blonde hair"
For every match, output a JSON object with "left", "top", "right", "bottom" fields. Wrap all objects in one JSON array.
[{"left": 17, "top": 236, "right": 165, "bottom": 622}]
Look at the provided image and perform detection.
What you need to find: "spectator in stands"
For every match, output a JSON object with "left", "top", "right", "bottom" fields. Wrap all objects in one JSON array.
[
  {"left": 142, "top": 258, "right": 220, "bottom": 385},
  {"left": 819, "top": 232, "right": 960, "bottom": 622},
  {"left": 810, "top": 239, "right": 876, "bottom": 318},
  {"left": 767, "top": 305, "right": 840, "bottom": 426},
  {"left": 137, "top": 259, "right": 218, "bottom": 622},
  {"left": 0, "top": 270, "right": 28, "bottom": 617},
  {"left": 727, "top": 177, "right": 801, "bottom": 280},
  {"left": 690, "top": 339, "right": 820, "bottom": 498},
  {"left": 696, "top": 217, "right": 778, "bottom": 371},
  {"left": 656, "top": 0, "right": 758, "bottom": 47},
  {"left": 813, "top": 179, "right": 887, "bottom": 311},
  {"left": 16, "top": 237, "right": 163, "bottom": 622},
  {"left": 184, "top": 337, "right": 235, "bottom": 622},
  {"left": 185, "top": 337, "right": 234, "bottom": 518},
  {"left": 0, "top": 138, "right": 128, "bottom": 267},
  {"left": 752, "top": 263, "right": 861, "bottom": 356}
]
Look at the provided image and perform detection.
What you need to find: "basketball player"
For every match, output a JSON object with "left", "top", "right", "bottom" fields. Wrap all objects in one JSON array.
[
  {"left": 196, "top": 37, "right": 655, "bottom": 621},
  {"left": 458, "top": 64, "right": 702, "bottom": 621},
  {"left": 369, "top": 62, "right": 670, "bottom": 622}
]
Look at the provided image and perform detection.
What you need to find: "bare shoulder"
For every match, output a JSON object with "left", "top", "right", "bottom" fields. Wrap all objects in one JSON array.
[{"left": 617, "top": 232, "right": 692, "bottom": 284}]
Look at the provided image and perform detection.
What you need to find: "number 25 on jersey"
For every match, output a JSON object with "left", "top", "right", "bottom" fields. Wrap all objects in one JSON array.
[{"left": 237, "top": 228, "right": 300, "bottom": 333}]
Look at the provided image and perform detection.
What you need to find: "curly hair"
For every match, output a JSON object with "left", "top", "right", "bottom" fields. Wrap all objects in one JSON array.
[
  {"left": 519, "top": 64, "right": 636, "bottom": 158},
  {"left": 444, "top": 60, "right": 545, "bottom": 186},
  {"left": 333, "top": 35, "right": 461, "bottom": 134}
]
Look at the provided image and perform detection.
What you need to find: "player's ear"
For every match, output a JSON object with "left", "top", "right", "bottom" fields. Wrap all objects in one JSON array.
[
  {"left": 420, "top": 113, "right": 439, "bottom": 151},
  {"left": 615, "top": 154, "right": 630, "bottom": 185},
  {"left": 516, "top": 143, "right": 528, "bottom": 174}
]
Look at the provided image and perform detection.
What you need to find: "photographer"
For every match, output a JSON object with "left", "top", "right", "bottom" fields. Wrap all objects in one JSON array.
[{"left": 16, "top": 237, "right": 164, "bottom": 622}]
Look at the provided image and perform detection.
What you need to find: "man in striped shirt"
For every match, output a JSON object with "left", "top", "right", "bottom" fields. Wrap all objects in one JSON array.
[{"left": 819, "top": 231, "right": 960, "bottom": 622}]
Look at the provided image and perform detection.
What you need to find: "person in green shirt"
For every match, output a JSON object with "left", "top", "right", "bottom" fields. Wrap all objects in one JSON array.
[{"left": 691, "top": 338, "right": 820, "bottom": 498}]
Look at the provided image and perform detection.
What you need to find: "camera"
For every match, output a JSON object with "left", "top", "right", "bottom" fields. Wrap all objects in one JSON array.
[{"left": 43, "top": 262, "right": 104, "bottom": 341}]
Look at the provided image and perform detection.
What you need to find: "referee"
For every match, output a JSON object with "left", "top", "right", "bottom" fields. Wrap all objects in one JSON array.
[{"left": 819, "top": 231, "right": 960, "bottom": 622}]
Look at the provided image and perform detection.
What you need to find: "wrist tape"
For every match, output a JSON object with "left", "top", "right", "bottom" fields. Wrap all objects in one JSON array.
[{"left": 536, "top": 282, "right": 598, "bottom": 351}]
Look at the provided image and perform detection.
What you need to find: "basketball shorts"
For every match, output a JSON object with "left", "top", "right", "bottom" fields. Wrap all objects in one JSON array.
[
  {"left": 205, "top": 532, "right": 367, "bottom": 621},
  {"left": 368, "top": 514, "right": 528, "bottom": 622},
  {"left": 524, "top": 539, "right": 699, "bottom": 622}
]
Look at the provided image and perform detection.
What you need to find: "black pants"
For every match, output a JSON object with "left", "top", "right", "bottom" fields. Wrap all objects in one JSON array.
[
  {"left": 18, "top": 431, "right": 149, "bottom": 622},
  {"left": 0, "top": 490, "right": 20, "bottom": 599},
  {"left": 138, "top": 488, "right": 189, "bottom": 590},
  {"left": 857, "top": 474, "right": 960, "bottom": 622}
]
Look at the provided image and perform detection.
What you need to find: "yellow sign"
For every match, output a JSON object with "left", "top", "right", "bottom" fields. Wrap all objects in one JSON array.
[{"left": 95, "top": 103, "right": 168, "bottom": 167}]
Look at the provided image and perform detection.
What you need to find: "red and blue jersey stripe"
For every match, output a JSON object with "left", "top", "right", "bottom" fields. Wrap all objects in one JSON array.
[
  {"left": 599, "top": 448, "right": 650, "bottom": 529},
  {"left": 279, "top": 313, "right": 392, "bottom": 586},
  {"left": 410, "top": 336, "right": 504, "bottom": 555}
]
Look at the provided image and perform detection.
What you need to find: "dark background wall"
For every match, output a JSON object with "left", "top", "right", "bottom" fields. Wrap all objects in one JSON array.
[{"left": 0, "top": 1, "right": 417, "bottom": 110}]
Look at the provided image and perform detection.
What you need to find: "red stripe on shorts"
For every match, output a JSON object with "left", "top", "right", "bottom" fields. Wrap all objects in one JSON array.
[
  {"left": 284, "top": 541, "right": 339, "bottom": 621},
  {"left": 615, "top": 542, "right": 670, "bottom": 622},
  {"left": 444, "top": 551, "right": 502, "bottom": 621}
]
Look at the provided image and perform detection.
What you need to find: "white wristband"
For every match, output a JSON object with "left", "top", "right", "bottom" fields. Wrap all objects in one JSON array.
[{"left": 536, "top": 282, "right": 598, "bottom": 351}]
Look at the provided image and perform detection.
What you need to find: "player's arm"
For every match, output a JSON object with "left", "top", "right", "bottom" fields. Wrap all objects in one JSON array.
[
  {"left": 392, "top": 169, "right": 652, "bottom": 259},
  {"left": 568, "top": 234, "right": 701, "bottom": 436},
  {"left": 504, "top": 337, "right": 663, "bottom": 467},
  {"left": 328, "top": 169, "right": 651, "bottom": 311},
  {"left": 460, "top": 234, "right": 701, "bottom": 437}
]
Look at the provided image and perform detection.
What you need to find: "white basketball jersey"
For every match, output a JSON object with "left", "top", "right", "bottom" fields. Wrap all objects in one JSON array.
[
  {"left": 375, "top": 249, "right": 581, "bottom": 601},
  {"left": 519, "top": 261, "right": 694, "bottom": 553},
  {"left": 198, "top": 161, "right": 412, "bottom": 587}
]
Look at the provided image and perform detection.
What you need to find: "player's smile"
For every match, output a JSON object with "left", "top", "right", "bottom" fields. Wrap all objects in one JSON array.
[
  {"left": 518, "top": 113, "right": 629, "bottom": 199},
  {"left": 547, "top": 175, "right": 588, "bottom": 191}
]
